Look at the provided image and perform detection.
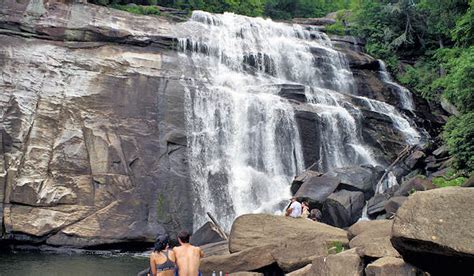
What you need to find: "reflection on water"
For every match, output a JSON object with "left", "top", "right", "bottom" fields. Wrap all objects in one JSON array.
[{"left": 0, "top": 251, "right": 148, "bottom": 276}]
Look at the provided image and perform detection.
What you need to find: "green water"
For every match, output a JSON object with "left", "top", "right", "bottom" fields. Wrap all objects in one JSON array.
[{"left": 0, "top": 251, "right": 149, "bottom": 276}]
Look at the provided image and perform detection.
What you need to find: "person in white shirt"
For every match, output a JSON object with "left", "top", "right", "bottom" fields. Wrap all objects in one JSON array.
[{"left": 285, "top": 197, "right": 302, "bottom": 218}]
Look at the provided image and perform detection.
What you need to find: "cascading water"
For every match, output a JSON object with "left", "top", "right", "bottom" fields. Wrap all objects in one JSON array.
[
  {"left": 378, "top": 60, "right": 415, "bottom": 110},
  {"left": 176, "top": 11, "right": 421, "bottom": 229}
]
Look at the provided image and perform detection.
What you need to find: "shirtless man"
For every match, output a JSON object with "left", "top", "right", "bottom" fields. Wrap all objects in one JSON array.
[{"left": 173, "top": 230, "right": 204, "bottom": 276}]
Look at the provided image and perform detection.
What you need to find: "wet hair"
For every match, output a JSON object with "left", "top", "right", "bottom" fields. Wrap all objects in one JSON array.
[
  {"left": 178, "top": 230, "right": 191, "bottom": 243},
  {"left": 154, "top": 234, "right": 169, "bottom": 252},
  {"left": 310, "top": 209, "right": 322, "bottom": 221}
]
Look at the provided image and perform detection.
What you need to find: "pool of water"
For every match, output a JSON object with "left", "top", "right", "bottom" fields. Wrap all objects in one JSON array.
[{"left": 0, "top": 250, "right": 149, "bottom": 276}]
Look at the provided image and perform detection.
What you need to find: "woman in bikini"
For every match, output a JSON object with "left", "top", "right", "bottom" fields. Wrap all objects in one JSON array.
[{"left": 149, "top": 234, "right": 177, "bottom": 276}]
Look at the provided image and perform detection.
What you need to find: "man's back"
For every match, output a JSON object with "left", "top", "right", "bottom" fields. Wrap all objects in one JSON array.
[
  {"left": 173, "top": 244, "right": 203, "bottom": 276},
  {"left": 290, "top": 201, "right": 302, "bottom": 217}
]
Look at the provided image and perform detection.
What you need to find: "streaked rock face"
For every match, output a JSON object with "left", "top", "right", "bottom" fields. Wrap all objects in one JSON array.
[{"left": 0, "top": 0, "right": 193, "bottom": 247}]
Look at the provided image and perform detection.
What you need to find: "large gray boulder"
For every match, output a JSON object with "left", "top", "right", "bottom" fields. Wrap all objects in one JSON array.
[
  {"left": 321, "top": 190, "right": 365, "bottom": 228},
  {"left": 294, "top": 175, "right": 340, "bottom": 206},
  {"left": 291, "top": 170, "right": 323, "bottom": 195},
  {"left": 391, "top": 187, "right": 474, "bottom": 274},
  {"left": 190, "top": 222, "right": 226, "bottom": 246},
  {"left": 325, "top": 165, "right": 384, "bottom": 199}
]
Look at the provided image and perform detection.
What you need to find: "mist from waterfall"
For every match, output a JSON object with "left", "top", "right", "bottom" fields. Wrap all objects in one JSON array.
[{"left": 176, "top": 11, "right": 420, "bottom": 229}]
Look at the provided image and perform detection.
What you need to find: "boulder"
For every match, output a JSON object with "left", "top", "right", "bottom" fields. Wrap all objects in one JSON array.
[
  {"left": 391, "top": 187, "right": 474, "bottom": 274},
  {"left": 201, "top": 240, "right": 229, "bottom": 257},
  {"left": 294, "top": 175, "right": 340, "bottom": 206},
  {"left": 461, "top": 175, "right": 474, "bottom": 187},
  {"left": 403, "top": 150, "right": 426, "bottom": 169},
  {"left": 384, "top": 196, "right": 407, "bottom": 218},
  {"left": 200, "top": 245, "right": 276, "bottom": 274},
  {"left": 349, "top": 220, "right": 399, "bottom": 258},
  {"left": 321, "top": 190, "right": 365, "bottom": 228},
  {"left": 365, "top": 257, "right": 421, "bottom": 276},
  {"left": 325, "top": 165, "right": 384, "bottom": 199},
  {"left": 432, "top": 145, "right": 449, "bottom": 158},
  {"left": 277, "top": 84, "right": 307, "bottom": 103},
  {"left": 394, "top": 176, "right": 436, "bottom": 196},
  {"left": 311, "top": 248, "right": 364, "bottom": 276},
  {"left": 190, "top": 221, "right": 226, "bottom": 246},
  {"left": 229, "top": 214, "right": 348, "bottom": 263},
  {"left": 366, "top": 193, "right": 390, "bottom": 217},
  {"left": 348, "top": 220, "right": 388, "bottom": 239},
  {"left": 291, "top": 170, "right": 323, "bottom": 195},
  {"left": 286, "top": 264, "right": 312, "bottom": 276}
]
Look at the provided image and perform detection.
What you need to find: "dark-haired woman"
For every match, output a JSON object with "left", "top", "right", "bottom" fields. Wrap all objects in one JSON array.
[{"left": 149, "top": 235, "right": 177, "bottom": 276}]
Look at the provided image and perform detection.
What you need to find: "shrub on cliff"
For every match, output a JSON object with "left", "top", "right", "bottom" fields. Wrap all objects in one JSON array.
[{"left": 443, "top": 112, "right": 474, "bottom": 172}]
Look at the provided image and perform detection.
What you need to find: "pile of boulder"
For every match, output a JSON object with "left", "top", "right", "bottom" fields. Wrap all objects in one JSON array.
[{"left": 195, "top": 187, "right": 473, "bottom": 275}]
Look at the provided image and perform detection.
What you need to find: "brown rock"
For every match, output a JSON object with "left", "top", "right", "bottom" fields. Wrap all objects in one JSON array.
[
  {"left": 311, "top": 248, "right": 364, "bottom": 276},
  {"left": 286, "top": 264, "right": 312, "bottom": 276},
  {"left": 461, "top": 175, "right": 474, "bottom": 187},
  {"left": 391, "top": 187, "right": 474, "bottom": 274},
  {"left": 200, "top": 245, "right": 276, "bottom": 274},
  {"left": 384, "top": 196, "right": 407, "bottom": 218},
  {"left": 349, "top": 220, "right": 399, "bottom": 258},
  {"left": 229, "top": 214, "right": 348, "bottom": 272},
  {"left": 395, "top": 176, "right": 436, "bottom": 196},
  {"left": 201, "top": 241, "right": 229, "bottom": 257},
  {"left": 365, "top": 257, "right": 420, "bottom": 276},
  {"left": 229, "top": 214, "right": 348, "bottom": 254},
  {"left": 348, "top": 220, "right": 388, "bottom": 239}
]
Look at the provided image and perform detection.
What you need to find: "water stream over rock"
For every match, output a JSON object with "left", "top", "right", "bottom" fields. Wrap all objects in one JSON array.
[{"left": 176, "top": 11, "right": 421, "bottom": 229}]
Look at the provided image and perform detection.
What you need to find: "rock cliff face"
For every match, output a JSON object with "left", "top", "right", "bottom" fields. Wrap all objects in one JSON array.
[
  {"left": 0, "top": 0, "right": 438, "bottom": 248},
  {"left": 0, "top": 0, "right": 192, "bottom": 247}
]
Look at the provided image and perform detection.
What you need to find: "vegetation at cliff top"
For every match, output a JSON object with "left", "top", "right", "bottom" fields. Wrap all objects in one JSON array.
[
  {"left": 348, "top": 0, "right": 473, "bottom": 174},
  {"left": 91, "top": 0, "right": 473, "bottom": 174}
]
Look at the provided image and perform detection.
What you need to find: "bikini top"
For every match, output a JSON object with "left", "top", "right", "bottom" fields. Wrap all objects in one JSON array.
[{"left": 156, "top": 250, "right": 176, "bottom": 272}]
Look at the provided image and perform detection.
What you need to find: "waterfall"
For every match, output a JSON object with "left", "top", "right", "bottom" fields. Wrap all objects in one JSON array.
[
  {"left": 378, "top": 60, "right": 415, "bottom": 110},
  {"left": 176, "top": 11, "right": 420, "bottom": 229}
]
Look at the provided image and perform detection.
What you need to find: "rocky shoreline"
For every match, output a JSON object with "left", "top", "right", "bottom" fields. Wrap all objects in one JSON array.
[{"left": 196, "top": 187, "right": 474, "bottom": 275}]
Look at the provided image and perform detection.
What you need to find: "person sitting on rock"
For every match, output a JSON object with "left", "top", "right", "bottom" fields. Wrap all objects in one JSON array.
[
  {"left": 148, "top": 234, "right": 177, "bottom": 276},
  {"left": 309, "top": 208, "right": 322, "bottom": 222},
  {"left": 301, "top": 201, "right": 310, "bottom": 219},
  {"left": 173, "top": 230, "right": 204, "bottom": 276},
  {"left": 285, "top": 197, "right": 302, "bottom": 218}
]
